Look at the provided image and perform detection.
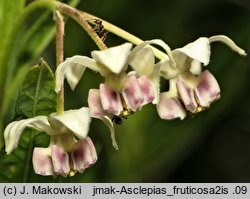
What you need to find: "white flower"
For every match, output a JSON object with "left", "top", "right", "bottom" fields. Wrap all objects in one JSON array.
[
  {"left": 157, "top": 70, "right": 221, "bottom": 119},
  {"left": 4, "top": 107, "right": 97, "bottom": 176},
  {"left": 162, "top": 35, "right": 245, "bottom": 118},
  {"left": 128, "top": 39, "right": 176, "bottom": 104},
  {"left": 55, "top": 42, "right": 174, "bottom": 148},
  {"left": 130, "top": 35, "right": 246, "bottom": 119}
]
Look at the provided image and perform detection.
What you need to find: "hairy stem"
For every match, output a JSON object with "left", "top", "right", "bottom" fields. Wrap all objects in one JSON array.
[{"left": 55, "top": 11, "right": 65, "bottom": 115}]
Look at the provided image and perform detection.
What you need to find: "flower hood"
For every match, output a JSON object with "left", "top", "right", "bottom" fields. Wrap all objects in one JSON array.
[{"left": 4, "top": 107, "right": 91, "bottom": 154}]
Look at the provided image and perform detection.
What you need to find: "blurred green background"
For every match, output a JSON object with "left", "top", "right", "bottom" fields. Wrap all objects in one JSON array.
[{"left": 0, "top": 0, "right": 250, "bottom": 182}]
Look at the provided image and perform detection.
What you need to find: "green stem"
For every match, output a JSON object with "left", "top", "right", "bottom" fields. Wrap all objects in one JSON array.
[
  {"left": 55, "top": 11, "right": 65, "bottom": 115},
  {"left": 23, "top": 131, "right": 35, "bottom": 182},
  {"left": 81, "top": 11, "right": 167, "bottom": 60}
]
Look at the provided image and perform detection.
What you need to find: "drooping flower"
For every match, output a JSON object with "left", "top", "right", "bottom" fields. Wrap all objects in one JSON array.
[
  {"left": 128, "top": 39, "right": 186, "bottom": 119},
  {"left": 160, "top": 35, "right": 245, "bottom": 117},
  {"left": 157, "top": 69, "right": 221, "bottom": 118},
  {"left": 87, "top": 44, "right": 162, "bottom": 127},
  {"left": 55, "top": 42, "right": 174, "bottom": 148},
  {"left": 4, "top": 107, "right": 97, "bottom": 176},
  {"left": 131, "top": 35, "right": 246, "bottom": 119}
]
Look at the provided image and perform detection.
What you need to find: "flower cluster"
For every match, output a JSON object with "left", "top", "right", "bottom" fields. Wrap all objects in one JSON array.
[
  {"left": 3, "top": 35, "right": 245, "bottom": 177},
  {"left": 56, "top": 35, "right": 245, "bottom": 121}
]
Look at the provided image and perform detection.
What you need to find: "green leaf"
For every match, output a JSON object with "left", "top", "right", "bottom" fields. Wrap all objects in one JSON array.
[
  {"left": 15, "top": 59, "right": 57, "bottom": 118},
  {"left": 0, "top": 0, "right": 81, "bottom": 126},
  {"left": 0, "top": 59, "right": 57, "bottom": 182},
  {"left": 0, "top": 0, "right": 25, "bottom": 65}
]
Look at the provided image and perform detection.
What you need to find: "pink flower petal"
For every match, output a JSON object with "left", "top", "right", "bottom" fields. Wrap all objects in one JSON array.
[
  {"left": 137, "top": 75, "right": 155, "bottom": 105},
  {"left": 51, "top": 145, "right": 70, "bottom": 176},
  {"left": 195, "top": 70, "right": 220, "bottom": 107},
  {"left": 32, "top": 147, "right": 53, "bottom": 176},
  {"left": 71, "top": 137, "right": 97, "bottom": 173},
  {"left": 122, "top": 75, "right": 144, "bottom": 111},
  {"left": 100, "top": 83, "right": 123, "bottom": 115},
  {"left": 177, "top": 78, "right": 198, "bottom": 113},
  {"left": 88, "top": 89, "right": 105, "bottom": 118},
  {"left": 157, "top": 92, "right": 186, "bottom": 120}
]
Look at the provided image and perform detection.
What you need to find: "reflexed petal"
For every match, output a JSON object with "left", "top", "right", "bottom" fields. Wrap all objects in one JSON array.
[
  {"left": 194, "top": 70, "right": 220, "bottom": 107},
  {"left": 91, "top": 43, "right": 132, "bottom": 74},
  {"left": 209, "top": 35, "right": 246, "bottom": 56},
  {"left": 177, "top": 77, "right": 198, "bottom": 113},
  {"left": 129, "top": 47, "right": 154, "bottom": 77},
  {"left": 4, "top": 116, "right": 51, "bottom": 154},
  {"left": 174, "top": 37, "right": 211, "bottom": 66},
  {"left": 33, "top": 147, "right": 53, "bottom": 176},
  {"left": 88, "top": 89, "right": 104, "bottom": 117},
  {"left": 51, "top": 145, "right": 70, "bottom": 176},
  {"left": 56, "top": 61, "right": 85, "bottom": 93},
  {"left": 89, "top": 108, "right": 118, "bottom": 150},
  {"left": 100, "top": 116, "right": 118, "bottom": 150},
  {"left": 49, "top": 107, "right": 91, "bottom": 139},
  {"left": 122, "top": 75, "right": 144, "bottom": 111},
  {"left": 157, "top": 92, "right": 186, "bottom": 120},
  {"left": 137, "top": 76, "right": 154, "bottom": 105},
  {"left": 71, "top": 137, "right": 97, "bottom": 172},
  {"left": 100, "top": 83, "right": 123, "bottom": 115},
  {"left": 55, "top": 56, "right": 100, "bottom": 93}
]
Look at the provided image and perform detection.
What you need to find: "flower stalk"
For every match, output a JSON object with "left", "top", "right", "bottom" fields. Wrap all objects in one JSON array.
[{"left": 55, "top": 11, "right": 65, "bottom": 115}]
